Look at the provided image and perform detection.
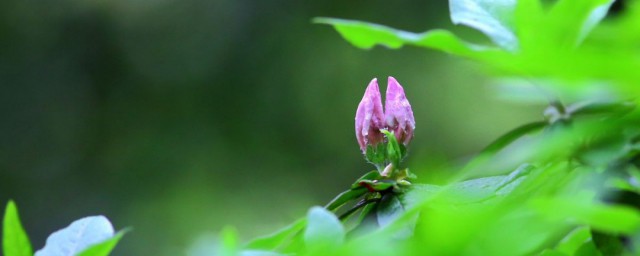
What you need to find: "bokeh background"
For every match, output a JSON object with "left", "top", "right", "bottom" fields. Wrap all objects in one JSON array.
[{"left": 0, "top": 0, "right": 541, "bottom": 255}]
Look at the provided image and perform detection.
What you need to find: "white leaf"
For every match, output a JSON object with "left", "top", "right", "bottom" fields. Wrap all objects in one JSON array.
[{"left": 35, "top": 216, "right": 114, "bottom": 256}]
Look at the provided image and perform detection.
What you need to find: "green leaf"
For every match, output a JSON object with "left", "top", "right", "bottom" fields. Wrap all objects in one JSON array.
[
  {"left": 515, "top": 0, "right": 614, "bottom": 52},
  {"left": 402, "top": 184, "right": 442, "bottom": 210},
  {"left": 538, "top": 250, "right": 569, "bottom": 256},
  {"left": 35, "top": 215, "right": 116, "bottom": 256},
  {"left": 577, "top": 0, "right": 614, "bottom": 43},
  {"left": 531, "top": 198, "right": 640, "bottom": 234},
  {"left": 244, "top": 218, "right": 307, "bottom": 250},
  {"left": 455, "top": 164, "right": 533, "bottom": 203},
  {"left": 404, "top": 164, "right": 534, "bottom": 208},
  {"left": 591, "top": 231, "right": 626, "bottom": 256},
  {"left": 338, "top": 198, "right": 380, "bottom": 221},
  {"left": 569, "top": 101, "right": 636, "bottom": 118},
  {"left": 555, "top": 226, "right": 591, "bottom": 255},
  {"left": 365, "top": 143, "right": 386, "bottom": 166},
  {"left": 398, "top": 143, "right": 407, "bottom": 161},
  {"left": 546, "top": 0, "right": 614, "bottom": 47},
  {"left": 377, "top": 194, "right": 417, "bottom": 239},
  {"left": 357, "top": 202, "right": 377, "bottom": 225},
  {"left": 376, "top": 194, "right": 405, "bottom": 228},
  {"left": 325, "top": 187, "right": 367, "bottom": 211},
  {"left": 575, "top": 240, "right": 603, "bottom": 256},
  {"left": 478, "top": 121, "right": 547, "bottom": 156},
  {"left": 381, "top": 129, "right": 402, "bottom": 167},
  {"left": 3, "top": 200, "right": 32, "bottom": 256},
  {"left": 514, "top": 0, "right": 544, "bottom": 51},
  {"left": 629, "top": 167, "right": 640, "bottom": 188},
  {"left": 239, "top": 250, "right": 286, "bottom": 256},
  {"left": 313, "top": 18, "right": 493, "bottom": 59},
  {"left": 304, "top": 207, "right": 344, "bottom": 251},
  {"left": 77, "top": 229, "right": 128, "bottom": 256},
  {"left": 449, "top": 0, "right": 518, "bottom": 50}
]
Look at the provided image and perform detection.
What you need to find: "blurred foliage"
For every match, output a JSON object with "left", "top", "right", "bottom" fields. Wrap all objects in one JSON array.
[
  {"left": 0, "top": 0, "right": 569, "bottom": 255},
  {"left": 220, "top": 0, "right": 640, "bottom": 255}
]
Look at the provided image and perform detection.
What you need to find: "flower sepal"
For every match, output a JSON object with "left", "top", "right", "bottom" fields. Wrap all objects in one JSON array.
[
  {"left": 350, "top": 166, "right": 416, "bottom": 194},
  {"left": 380, "top": 129, "right": 407, "bottom": 168},
  {"left": 364, "top": 143, "right": 386, "bottom": 169},
  {"left": 351, "top": 170, "right": 383, "bottom": 189}
]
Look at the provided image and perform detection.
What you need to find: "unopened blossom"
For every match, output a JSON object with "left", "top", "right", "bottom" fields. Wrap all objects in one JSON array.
[
  {"left": 355, "top": 76, "right": 415, "bottom": 153},
  {"left": 384, "top": 76, "right": 415, "bottom": 145},
  {"left": 355, "top": 78, "right": 385, "bottom": 153}
]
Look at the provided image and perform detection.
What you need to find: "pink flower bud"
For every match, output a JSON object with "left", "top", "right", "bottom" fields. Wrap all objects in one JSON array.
[
  {"left": 385, "top": 76, "right": 415, "bottom": 146},
  {"left": 355, "top": 78, "right": 385, "bottom": 153}
]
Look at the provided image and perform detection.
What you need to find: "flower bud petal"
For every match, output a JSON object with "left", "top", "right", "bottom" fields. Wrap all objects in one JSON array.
[
  {"left": 355, "top": 78, "right": 385, "bottom": 153},
  {"left": 385, "top": 76, "right": 415, "bottom": 145}
]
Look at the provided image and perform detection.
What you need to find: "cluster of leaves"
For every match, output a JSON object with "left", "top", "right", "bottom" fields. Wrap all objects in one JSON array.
[
  {"left": 2, "top": 201, "right": 125, "bottom": 256},
  {"left": 315, "top": 0, "right": 640, "bottom": 101},
  {"left": 207, "top": 0, "right": 640, "bottom": 255}
]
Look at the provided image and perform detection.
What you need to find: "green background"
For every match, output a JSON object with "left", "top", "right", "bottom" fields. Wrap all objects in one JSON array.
[{"left": 0, "top": 0, "right": 540, "bottom": 255}]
